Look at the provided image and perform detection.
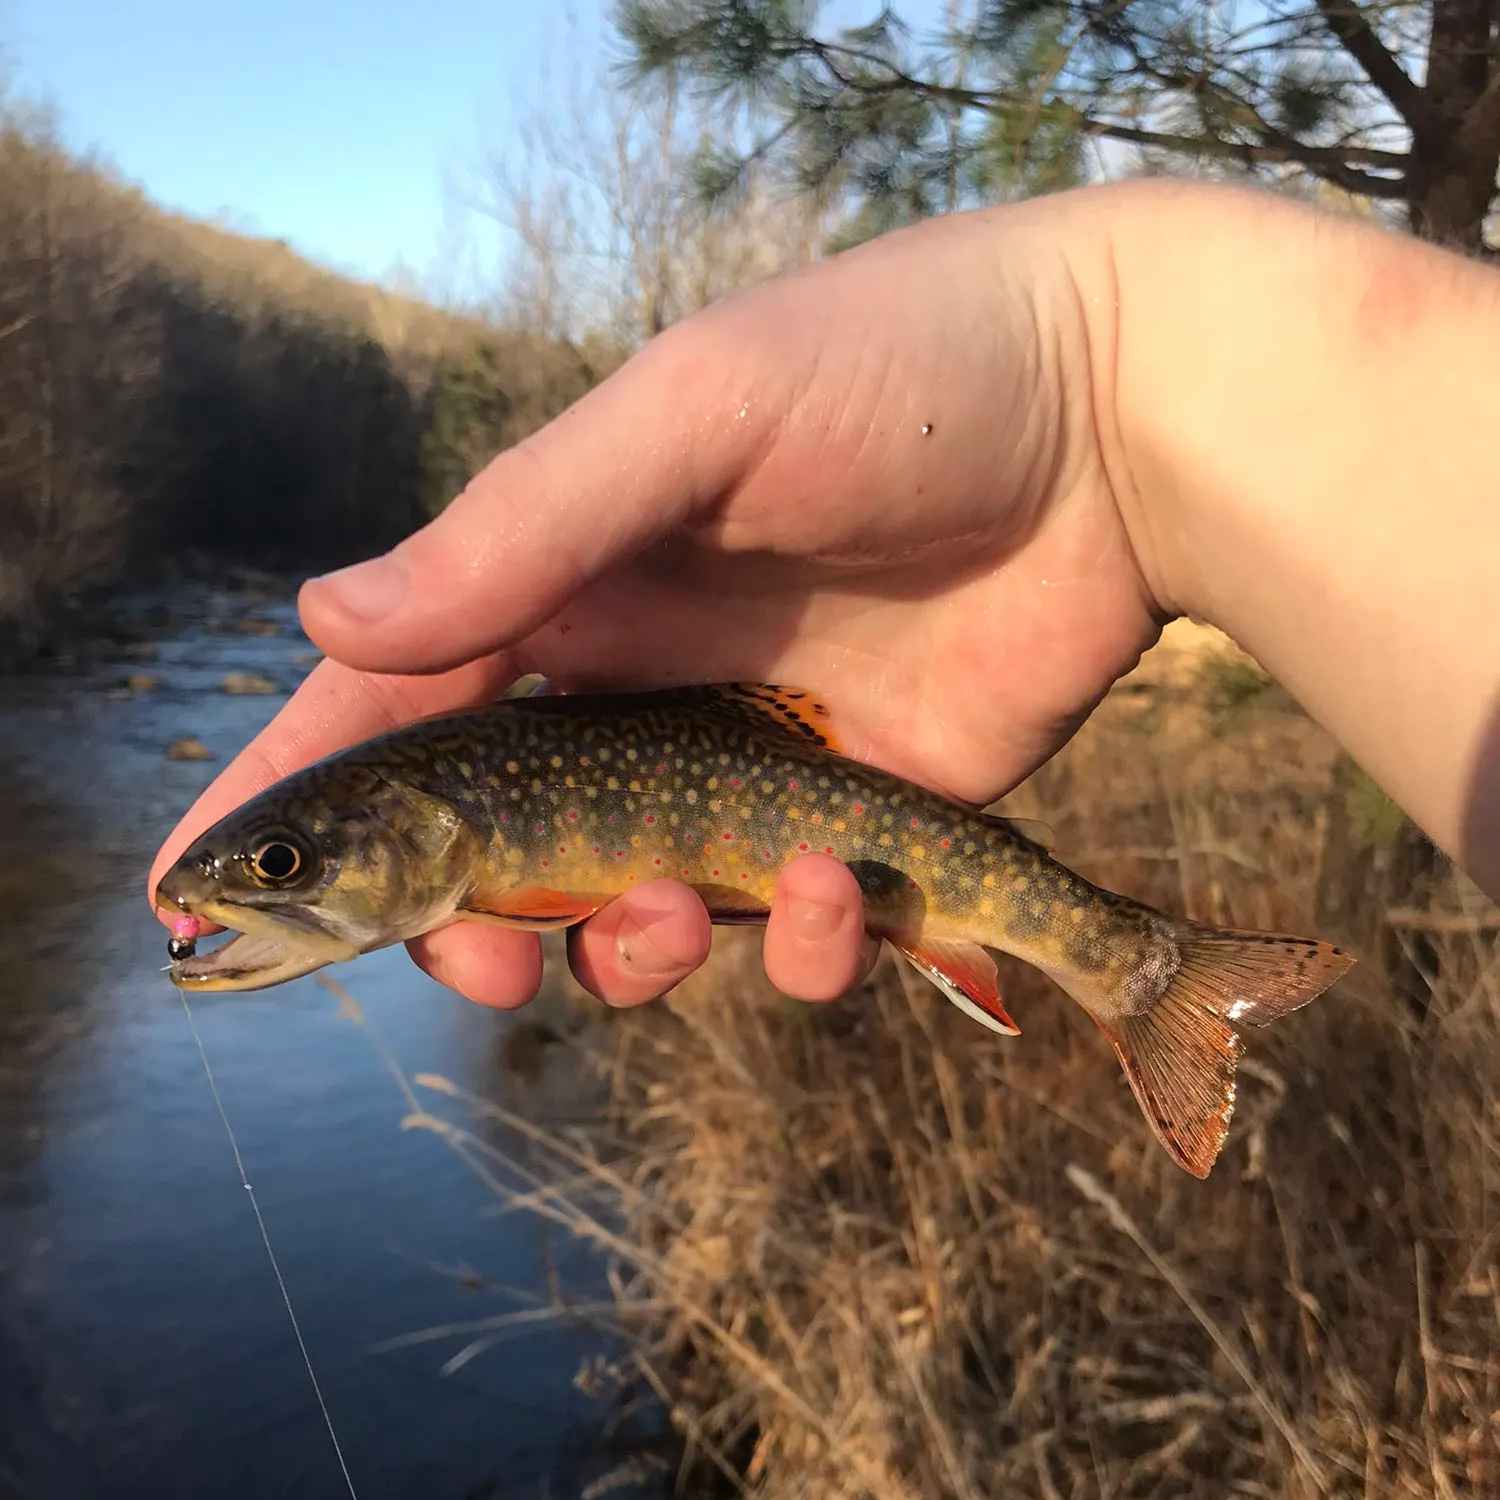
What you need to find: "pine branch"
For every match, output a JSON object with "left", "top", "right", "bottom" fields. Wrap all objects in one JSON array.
[
  {"left": 1313, "top": 0, "right": 1427, "bottom": 126},
  {"left": 1085, "top": 118, "right": 1409, "bottom": 198}
]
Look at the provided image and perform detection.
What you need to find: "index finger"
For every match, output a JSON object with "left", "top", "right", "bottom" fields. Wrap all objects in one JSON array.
[{"left": 146, "top": 650, "right": 519, "bottom": 922}]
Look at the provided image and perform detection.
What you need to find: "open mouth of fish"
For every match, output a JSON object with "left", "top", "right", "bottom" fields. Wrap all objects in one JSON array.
[{"left": 163, "top": 907, "right": 359, "bottom": 993}]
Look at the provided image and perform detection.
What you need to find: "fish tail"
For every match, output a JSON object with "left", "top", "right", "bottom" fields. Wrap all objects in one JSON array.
[{"left": 1097, "top": 922, "right": 1355, "bottom": 1178}]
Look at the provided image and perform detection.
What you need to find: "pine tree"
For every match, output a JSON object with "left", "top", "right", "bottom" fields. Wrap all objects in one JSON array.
[{"left": 616, "top": 1, "right": 1499, "bottom": 253}]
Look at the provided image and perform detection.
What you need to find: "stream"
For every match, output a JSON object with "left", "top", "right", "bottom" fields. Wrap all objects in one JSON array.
[{"left": 0, "top": 581, "right": 659, "bottom": 1499}]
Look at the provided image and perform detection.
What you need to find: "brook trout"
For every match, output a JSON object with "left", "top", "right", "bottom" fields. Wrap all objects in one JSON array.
[{"left": 156, "top": 683, "right": 1354, "bottom": 1177}]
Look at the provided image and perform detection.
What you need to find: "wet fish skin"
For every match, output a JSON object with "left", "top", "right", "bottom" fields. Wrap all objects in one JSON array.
[{"left": 156, "top": 683, "right": 1356, "bottom": 1177}]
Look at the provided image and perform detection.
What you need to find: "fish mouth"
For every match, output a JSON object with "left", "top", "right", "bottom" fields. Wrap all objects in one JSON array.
[{"left": 160, "top": 900, "right": 360, "bottom": 993}]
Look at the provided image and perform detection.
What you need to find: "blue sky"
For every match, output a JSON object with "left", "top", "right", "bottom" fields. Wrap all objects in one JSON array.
[
  {"left": 4, "top": 0, "right": 954, "bottom": 297},
  {"left": 4, "top": 0, "right": 607, "bottom": 289}
]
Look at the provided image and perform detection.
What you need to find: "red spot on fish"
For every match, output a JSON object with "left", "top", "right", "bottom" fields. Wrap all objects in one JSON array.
[
  {"left": 580, "top": 755, "right": 590, "bottom": 766},
  {"left": 615, "top": 849, "right": 625, "bottom": 858},
  {"left": 608, "top": 814, "right": 617, "bottom": 824},
  {"left": 941, "top": 837, "right": 951, "bottom": 848},
  {"left": 655, "top": 762, "right": 666, "bottom": 774},
  {"left": 534, "top": 822, "right": 545, "bottom": 834},
  {"left": 568, "top": 810, "right": 579, "bottom": 822},
  {"left": 762, "top": 849, "right": 772, "bottom": 861},
  {"left": 789, "top": 779, "right": 800, "bottom": 790},
  {"left": 711, "top": 869, "right": 720, "bottom": 877},
  {"left": 722, "top": 832, "right": 733, "bottom": 841},
  {"left": 499, "top": 812, "right": 509, "bottom": 824},
  {"left": 824, "top": 845, "right": 834, "bottom": 855},
  {"left": 852, "top": 804, "right": 865, "bottom": 816},
  {"left": 740, "top": 871, "right": 749, "bottom": 880},
  {"left": 593, "top": 845, "right": 601, "bottom": 855},
  {"left": 798, "top": 842, "right": 809, "bottom": 852},
  {"left": 684, "top": 832, "right": 695, "bottom": 844},
  {"left": 730, "top": 778, "right": 741, "bottom": 788},
  {"left": 540, "top": 859, "right": 550, "bottom": 868},
  {"left": 653, "top": 858, "right": 662, "bottom": 866},
  {"left": 645, "top": 814, "right": 656, "bottom": 825},
  {"left": 910, "top": 818, "right": 920, "bottom": 830},
  {"left": 557, "top": 845, "right": 567, "bottom": 855}
]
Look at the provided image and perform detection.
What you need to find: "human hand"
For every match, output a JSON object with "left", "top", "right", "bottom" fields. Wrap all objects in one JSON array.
[{"left": 147, "top": 188, "right": 1162, "bottom": 1007}]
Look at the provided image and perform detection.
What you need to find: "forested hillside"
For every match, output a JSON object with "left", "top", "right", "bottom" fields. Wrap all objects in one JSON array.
[{"left": 0, "top": 110, "right": 619, "bottom": 654}]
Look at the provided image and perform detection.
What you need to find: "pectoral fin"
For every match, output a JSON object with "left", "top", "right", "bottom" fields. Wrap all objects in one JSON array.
[{"left": 460, "top": 887, "right": 607, "bottom": 931}]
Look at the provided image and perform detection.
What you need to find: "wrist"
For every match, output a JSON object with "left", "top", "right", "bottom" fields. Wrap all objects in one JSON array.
[
  {"left": 1098, "top": 179, "right": 1495, "bottom": 635},
  {"left": 1089, "top": 178, "right": 1500, "bottom": 890}
]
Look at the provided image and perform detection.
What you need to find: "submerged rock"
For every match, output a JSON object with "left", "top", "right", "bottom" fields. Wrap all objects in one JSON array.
[
  {"left": 166, "top": 736, "right": 214, "bottom": 762},
  {"left": 220, "top": 671, "right": 277, "bottom": 695}
]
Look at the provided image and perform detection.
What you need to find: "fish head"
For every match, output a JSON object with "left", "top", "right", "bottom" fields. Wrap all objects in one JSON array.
[{"left": 156, "top": 761, "right": 482, "bottom": 992}]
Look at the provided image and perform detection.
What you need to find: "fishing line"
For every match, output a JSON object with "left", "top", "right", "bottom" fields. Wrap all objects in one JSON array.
[{"left": 178, "top": 991, "right": 361, "bottom": 1499}]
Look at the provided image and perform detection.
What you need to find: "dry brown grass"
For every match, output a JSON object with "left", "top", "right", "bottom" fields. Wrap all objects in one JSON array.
[{"left": 411, "top": 644, "right": 1498, "bottom": 1499}]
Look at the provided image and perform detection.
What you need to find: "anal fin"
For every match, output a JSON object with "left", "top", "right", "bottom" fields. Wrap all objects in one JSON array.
[{"left": 892, "top": 937, "right": 1020, "bottom": 1036}]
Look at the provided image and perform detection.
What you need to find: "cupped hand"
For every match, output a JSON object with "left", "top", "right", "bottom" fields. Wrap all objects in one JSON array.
[{"left": 147, "top": 191, "right": 1160, "bottom": 1009}]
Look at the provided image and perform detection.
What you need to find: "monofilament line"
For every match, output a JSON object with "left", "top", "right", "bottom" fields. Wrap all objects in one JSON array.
[{"left": 179, "top": 992, "right": 360, "bottom": 1499}]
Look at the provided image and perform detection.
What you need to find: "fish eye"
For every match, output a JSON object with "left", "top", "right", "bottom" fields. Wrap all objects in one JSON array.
[{"left": 248, "top": 837, "right": 308, "bottom": 886}]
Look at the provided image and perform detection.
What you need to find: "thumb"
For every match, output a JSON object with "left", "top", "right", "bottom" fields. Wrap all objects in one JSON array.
[{"left": 300, "top": 325, "right": 762, "bottom": 675}]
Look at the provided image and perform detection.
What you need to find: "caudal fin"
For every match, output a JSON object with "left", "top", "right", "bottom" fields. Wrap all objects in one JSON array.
[{"left": 1098, "top": 925, "right": 1355, "bottom": 1178}]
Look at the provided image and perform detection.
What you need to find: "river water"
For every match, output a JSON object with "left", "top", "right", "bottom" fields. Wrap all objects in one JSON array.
[{"left": 0, "top": 583, "right": 661, "bottom": 1499}]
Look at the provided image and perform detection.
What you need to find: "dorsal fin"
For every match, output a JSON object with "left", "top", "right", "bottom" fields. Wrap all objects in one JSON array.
[
  {"left": 983, "top": 813, "right": 1056, "bottom": 853},
  {"left": 695, "top": 683, "right": 849, "bottom": 754}
]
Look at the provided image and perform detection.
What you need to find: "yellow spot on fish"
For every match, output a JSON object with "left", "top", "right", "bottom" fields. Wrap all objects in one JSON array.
[
  {"left": 628, "top": 779, "right": 642, "bottom": 793},
  {"left": 760, "top": 780, "right": 774, "bottom": 794},
  {"left": 1013, "top": 877, "right": 1029, "bottom": 892},
  {"left": 505, "top": 847, "right": 525, "bottom": 866},
  {"left": 550, "top": 755, "right": 563, "bottom": 770},
  {"left": 787, "top": 806, "right": 801, "bottom": 821},
  {"left": 606, "top": 777, "right": 620, "bottom": 791},
  {"left": 878, "top": 833, "right": 893, "bottom": 847},
  {"left": 980, "top": 898, "right": 994, "bottom": 917},
  {"left": 910, "top": 845, "right": 926, "bottom": 860},
  {"left": 506, "top": 761, "right": 519, "bottom": 775},
  {"left": 982, "top": 873, "right": 997, "bottom": 889},
  {"left": 707, "top": 777, "right": 719, "bottom": 792}
]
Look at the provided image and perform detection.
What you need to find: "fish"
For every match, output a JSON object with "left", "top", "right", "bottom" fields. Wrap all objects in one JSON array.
[{"left": 154, "top": 682, "right": 1355, "bottom": 1177}]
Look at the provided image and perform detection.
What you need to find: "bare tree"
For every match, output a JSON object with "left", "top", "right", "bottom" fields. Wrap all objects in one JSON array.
[
  {"left": 463, "top": 16, "right": 838, "bottom": 348},
  {"left": 0, "top": 108, "right": 161, "bottom": 628}
]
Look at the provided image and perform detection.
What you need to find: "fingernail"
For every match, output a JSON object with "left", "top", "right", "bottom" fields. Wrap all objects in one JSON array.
[
  {"left": 786, "top": 894, "right": 844, "bottom": 944},
  {"left": 615, "top": 911, "right": 693, "bottom": 979},
  {"left": 310, "top": 553, "right": 408, "bottom": 623}
]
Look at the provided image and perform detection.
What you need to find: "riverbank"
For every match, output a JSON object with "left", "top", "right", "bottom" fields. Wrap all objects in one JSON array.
[{"left": 482, "top": 632, "right": 1499, "bottom": 1499}]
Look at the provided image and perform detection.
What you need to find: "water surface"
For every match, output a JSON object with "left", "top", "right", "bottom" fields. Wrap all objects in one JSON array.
[{"left": 0, "top": 584, "right": 655, "bottom": 1499}]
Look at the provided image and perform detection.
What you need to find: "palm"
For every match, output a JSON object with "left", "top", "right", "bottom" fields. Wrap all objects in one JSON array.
[
  {"left": 324, "top": 204, "right": 1158, "bottom": 805},
  {"left": 149, "top": 200, "right": 1160, "bottom": 1008}
]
